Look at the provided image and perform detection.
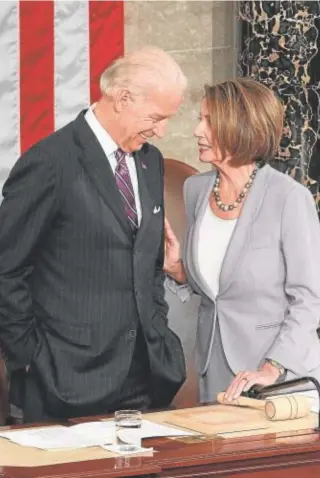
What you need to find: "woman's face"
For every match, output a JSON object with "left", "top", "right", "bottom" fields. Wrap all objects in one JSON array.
[{"left": 193, "top": 99, "right": 224, "bottom": 165}]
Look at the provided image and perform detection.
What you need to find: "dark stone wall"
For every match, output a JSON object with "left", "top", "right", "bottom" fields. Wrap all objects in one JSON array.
[{"left": 239, "top": 1, "right": 320, "bottom": 208}]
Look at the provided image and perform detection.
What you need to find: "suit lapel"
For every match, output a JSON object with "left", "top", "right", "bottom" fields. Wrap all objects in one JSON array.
[
  {"left": 73, "top": 111, "right": 131, "bottom": 237},
  {"left": 219, "top": 164, "right": 272, "bottom": 295},
  {"left": 133, "top": 152, "right": 153, "bottom": 247}
]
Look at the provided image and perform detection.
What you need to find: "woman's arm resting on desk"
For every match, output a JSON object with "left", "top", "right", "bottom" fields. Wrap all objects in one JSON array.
[
  {"left": 265, "top": 185, "right": 320, "bottom": 374},
  {"left": 225, "top": 185, "right": 320, "bottom": 401}
]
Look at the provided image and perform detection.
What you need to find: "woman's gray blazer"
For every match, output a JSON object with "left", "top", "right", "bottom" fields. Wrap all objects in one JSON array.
[{"left": 175, "top": 164, "right": 320, "bottom": 384}]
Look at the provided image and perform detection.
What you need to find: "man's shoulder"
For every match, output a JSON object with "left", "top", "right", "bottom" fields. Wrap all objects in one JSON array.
[
  {"left": 17, "top": 119, "right": 78, "bottom": 176},
  {"left": 34, "top": 121, "right": 75, "bottom": 155}
]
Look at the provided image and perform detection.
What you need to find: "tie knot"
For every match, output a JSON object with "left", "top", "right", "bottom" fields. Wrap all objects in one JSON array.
[{"left": 115, "top": 148, "right": 126, "bottom": 164}]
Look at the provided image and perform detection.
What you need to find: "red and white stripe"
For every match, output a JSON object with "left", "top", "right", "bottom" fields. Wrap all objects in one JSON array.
[{"left": 0, "top": 0, "right": 124, "bottom": 188}]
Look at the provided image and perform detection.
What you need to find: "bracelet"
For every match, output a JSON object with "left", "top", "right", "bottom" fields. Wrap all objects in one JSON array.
[{"left": 265, "top": 358, "right": 285, "bottom": 377}]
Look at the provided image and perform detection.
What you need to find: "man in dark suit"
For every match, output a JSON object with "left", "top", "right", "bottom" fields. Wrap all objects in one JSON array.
[{"left": 0, "top": 46, "right": 187, "bottom": 422}]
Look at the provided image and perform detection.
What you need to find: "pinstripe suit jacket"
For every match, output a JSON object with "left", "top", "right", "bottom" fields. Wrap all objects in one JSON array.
[{"left": 0, "top": 111, "right": 186, "bottom": 416}]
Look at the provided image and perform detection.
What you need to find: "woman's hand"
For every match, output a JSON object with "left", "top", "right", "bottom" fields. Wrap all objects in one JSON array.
[
  {"left": 163, "top": 217, "right": 187, "bottom": 283},
  {"left": 224, "top": 362, "right": 280, "bottom": 402}
]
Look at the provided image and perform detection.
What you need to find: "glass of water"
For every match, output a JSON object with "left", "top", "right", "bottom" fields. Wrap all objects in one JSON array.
[{"left": 114, "top": 410, "right": 142, "bottom": 452}]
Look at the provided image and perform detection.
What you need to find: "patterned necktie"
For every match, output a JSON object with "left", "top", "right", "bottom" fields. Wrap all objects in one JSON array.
[{"left": 114, "top": 148, "right": 138, "bottom": 230}]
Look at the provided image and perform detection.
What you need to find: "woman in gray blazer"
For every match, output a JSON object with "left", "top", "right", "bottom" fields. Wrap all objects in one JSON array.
[{"left": 165, "top": 78, "right": 320, "bottom": 404}]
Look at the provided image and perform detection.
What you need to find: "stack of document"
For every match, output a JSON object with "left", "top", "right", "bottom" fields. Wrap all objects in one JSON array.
[
  {"left": 0, "top": 420, "right": 197, "bottom": 450},
  {"left": 0, "top": 426, "right": 101, "bottom": 450}
]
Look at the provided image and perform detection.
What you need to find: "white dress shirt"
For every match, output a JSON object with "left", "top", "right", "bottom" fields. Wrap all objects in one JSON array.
[
  {"left": 85, "top": 107, "right": 142, "bottom": 225},
  {"left": 198, "top": 204, "right": 237, "bottom": 298}
]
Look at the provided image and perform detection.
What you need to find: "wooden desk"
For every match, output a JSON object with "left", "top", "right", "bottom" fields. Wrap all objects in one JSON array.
[{"left": 2, "top": 413, "right": 320, "bottom": 477}]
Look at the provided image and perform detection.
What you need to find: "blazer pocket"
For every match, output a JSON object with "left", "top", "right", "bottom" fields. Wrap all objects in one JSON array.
[
  {"left": 43, "top": 321, "right": 92, "bottom": 347},
  {"left": 248, "top": 235, "right": 277, "bottom": 250},
  {"left": 249, "top": 241, "right": 275, "bottom": 250},
  {"left": 256, "top": 321, "right": 283, "bottom": 330},
  {"left": 250, "top": 244, "right": 274, "bottom": 250},
  {"left": 34, "top": 302, "right": 92, "bottom": 347}
]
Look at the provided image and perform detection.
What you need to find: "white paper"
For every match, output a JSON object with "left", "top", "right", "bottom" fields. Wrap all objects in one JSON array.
[
  {"left": 70, "top": 421, "right": 115, "bottom": 444},
  {"left": 0, "top": 425, "right": 114, "bottom": 450},
  {"left": 71, "top": 419, "right": 198, "bottom": 439},
  {"left": 0, "top": 420, "right": 197, "bottom": 450},
  {"left": 140, "top": 420, "right": 198, "bottom": 438},
  {"left": 102, "top": 444, "right": 154, "bottom": 455},
  {"left": 72, "top": 419, "right": 197, "bottom": 439}
]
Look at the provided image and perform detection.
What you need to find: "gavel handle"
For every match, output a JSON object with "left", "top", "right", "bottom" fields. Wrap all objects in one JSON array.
[{"left": 217, "top": 392, "right": 265, "bottom": 410}]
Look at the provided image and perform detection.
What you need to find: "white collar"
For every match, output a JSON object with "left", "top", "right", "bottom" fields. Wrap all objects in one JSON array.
[{"left": 85, "top": 105, "right": 119, "bottom": 157}]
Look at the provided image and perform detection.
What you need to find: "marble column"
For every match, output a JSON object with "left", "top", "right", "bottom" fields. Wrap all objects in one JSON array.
[{"left": 238, "top": 1, "right": 320, "bottom": 208}]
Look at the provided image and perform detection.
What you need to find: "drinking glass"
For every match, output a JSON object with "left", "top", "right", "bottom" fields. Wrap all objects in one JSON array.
[{"left": 114, "top": 410, "right": 142, "bottom": 452}]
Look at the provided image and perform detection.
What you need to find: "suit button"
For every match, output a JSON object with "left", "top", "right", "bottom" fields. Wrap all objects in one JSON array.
[{"left": 129, "top": 330, "right": 136, "bottom": 338}]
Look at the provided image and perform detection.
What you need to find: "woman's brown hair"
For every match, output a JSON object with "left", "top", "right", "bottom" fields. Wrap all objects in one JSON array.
[{"left": 204, "top": 78, "right": 284, "bottom": 166}]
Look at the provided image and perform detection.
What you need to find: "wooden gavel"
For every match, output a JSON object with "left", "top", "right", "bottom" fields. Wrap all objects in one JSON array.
[{"left": 217, "top": 392, "right": 311, "bottom": 421}]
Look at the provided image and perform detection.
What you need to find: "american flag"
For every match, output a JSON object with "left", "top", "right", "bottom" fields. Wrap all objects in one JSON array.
[{"left": 0, "top": 0, "right": 124, "bottom": 191}]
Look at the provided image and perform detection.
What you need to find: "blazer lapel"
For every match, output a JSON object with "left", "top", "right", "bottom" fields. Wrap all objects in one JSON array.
[
  {"left": 73, "top": 111, "right": 131, "bottom": 237},
  {"left": 219, "top": 164, "right": 273, "bottom": 296},
  {"left": 133, "top": 152, "right": 153, "bottom": 247}
]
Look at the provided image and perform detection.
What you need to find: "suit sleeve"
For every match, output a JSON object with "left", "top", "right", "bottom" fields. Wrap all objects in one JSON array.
[
  {"left": 266, "top": 185, "right": 320, "bottom": 375},
  {"left": 152, "top": 153, "right": 169, "bottom": 322},
  {"left": 0, "top": 146, "right": 59, "bottom": 370}
]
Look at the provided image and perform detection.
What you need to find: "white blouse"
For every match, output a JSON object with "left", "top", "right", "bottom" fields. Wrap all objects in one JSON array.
[{"left": 197, "top": 204, "right": 237, "bottom": 298}]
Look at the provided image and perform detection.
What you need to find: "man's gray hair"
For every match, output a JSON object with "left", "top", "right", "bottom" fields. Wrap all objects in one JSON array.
[{"left": 100, "top": 46, "right": 187, "bottom": 97}]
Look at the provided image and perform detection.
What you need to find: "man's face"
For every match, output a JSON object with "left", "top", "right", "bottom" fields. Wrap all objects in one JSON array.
[{"left": 116, "top": 87, "right": 183, "bottom": 153}]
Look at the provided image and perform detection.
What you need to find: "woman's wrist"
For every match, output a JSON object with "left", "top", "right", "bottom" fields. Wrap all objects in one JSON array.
[{"left": 260, "top": 359, "right": 285, "bottom": 380}]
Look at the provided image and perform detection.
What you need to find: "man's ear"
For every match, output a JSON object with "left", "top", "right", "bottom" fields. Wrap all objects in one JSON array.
[{"left": 114, "top": 88, "right": 132, "bottom": 112}]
